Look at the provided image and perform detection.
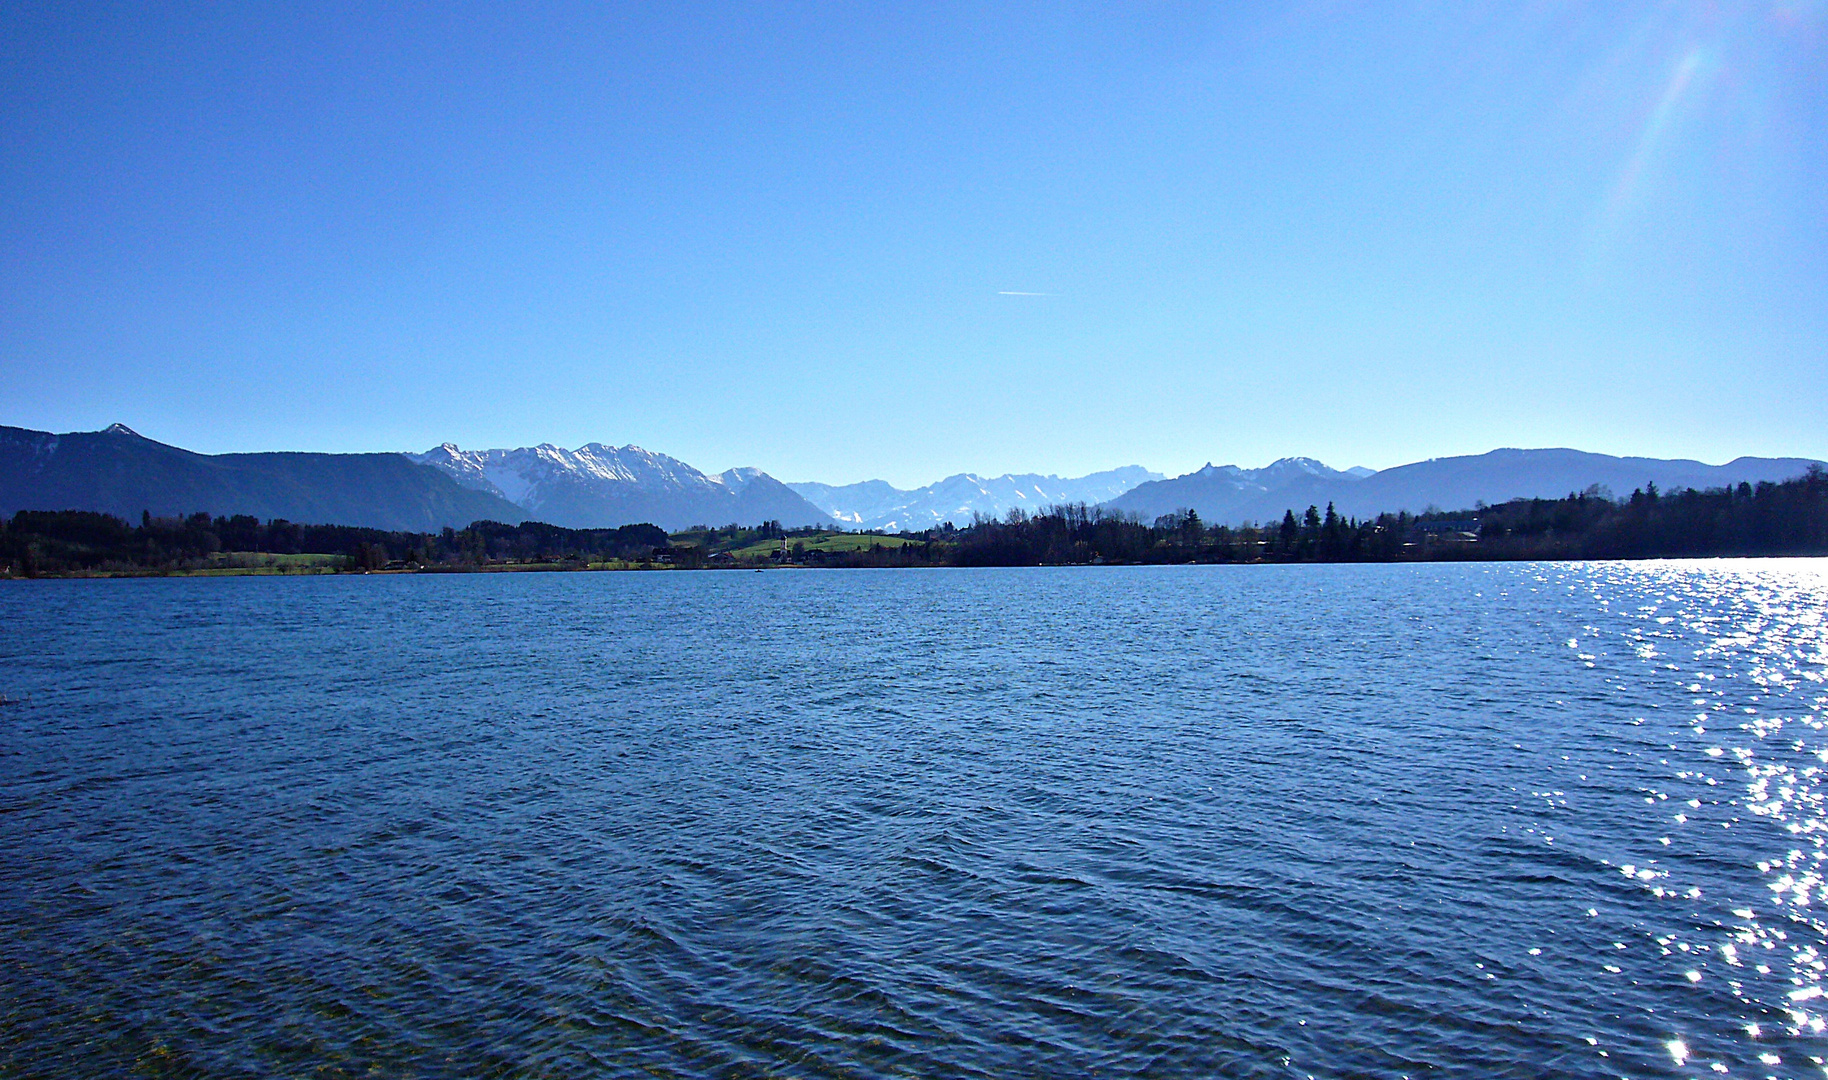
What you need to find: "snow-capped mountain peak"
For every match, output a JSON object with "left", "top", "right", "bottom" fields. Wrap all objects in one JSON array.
[{"left": 714, "top": 467, "right": 773, "bottom": 494}]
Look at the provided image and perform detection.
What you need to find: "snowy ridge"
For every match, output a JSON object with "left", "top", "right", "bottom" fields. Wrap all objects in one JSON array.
[
  {"left": 416, "top": 443, "right": 722, "bottom": 501},
  {"left": 410, "top": 442, "right": 834, "bottom": 531}
]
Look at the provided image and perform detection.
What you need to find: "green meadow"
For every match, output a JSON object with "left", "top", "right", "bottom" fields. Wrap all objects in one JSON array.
[{"left": 716, "top": 531, "right": 919, "bottom": 560}]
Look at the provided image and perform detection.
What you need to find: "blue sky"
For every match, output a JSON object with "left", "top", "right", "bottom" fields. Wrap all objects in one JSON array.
[{"left": 4, "top": 2, "right": 1823, "bottom": 486}]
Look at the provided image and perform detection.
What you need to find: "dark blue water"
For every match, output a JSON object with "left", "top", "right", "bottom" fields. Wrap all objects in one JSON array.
[{"left": 2, "top": 563, "right": 1825, "bottom": 1077}]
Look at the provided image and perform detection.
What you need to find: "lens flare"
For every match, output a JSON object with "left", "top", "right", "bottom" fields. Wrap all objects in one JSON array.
[{"left": 1584, "top": 41, "right": 1718, "bottom": 274}]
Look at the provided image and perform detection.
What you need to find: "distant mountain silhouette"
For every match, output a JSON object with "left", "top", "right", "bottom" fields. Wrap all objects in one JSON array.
[
  {"left": 410, "top": 443, "right": 834, "bottom": 531},
  {"left": 791, "top": 466, "right": 1162, "bottom": 531},
  {"left": 788, "top": 478, "right": 909, "bottom": 527},
  {"left": 11, "top": 428, "right": 1820, "bottom": 538},
  {"left": 1105, "top": 449, "right": 1827, "bottom": 524},
  {"left": 0, "top": 424, "right": 527, "bottom": 530}
]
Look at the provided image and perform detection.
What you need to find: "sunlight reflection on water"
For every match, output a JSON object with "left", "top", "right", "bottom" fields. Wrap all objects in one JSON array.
[{"left": 1558, "top": 559, "right": 1828, "bottom": 1072}]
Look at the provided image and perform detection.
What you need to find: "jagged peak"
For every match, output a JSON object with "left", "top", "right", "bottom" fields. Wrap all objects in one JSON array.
[{"left": 102, "top": 423, "right": 141, "bottom": 437}]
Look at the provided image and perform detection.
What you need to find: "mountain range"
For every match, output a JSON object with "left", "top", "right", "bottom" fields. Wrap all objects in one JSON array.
[
  {"left": 789, "top": 466, "right": 1163, "bottom": 532},
  {"left": 1108, "top": 449, "right": 1827, "bottom": 525},
  {"left": 0, "top": 424, "right": 838, "bottom": 533},
  {"left": 3, "top": 423, "right": 1822, "bottom": 535}
]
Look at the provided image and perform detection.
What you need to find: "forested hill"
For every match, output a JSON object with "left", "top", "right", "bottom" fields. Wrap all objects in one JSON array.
[
  {"left": 1105, "top": 448, "right": 1826, "bottom": 525},
  {"left": 0, "top": 424, "right": 527, "bottom": 531}
]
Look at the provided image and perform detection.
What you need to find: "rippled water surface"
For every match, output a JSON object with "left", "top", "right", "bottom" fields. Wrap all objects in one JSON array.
[{"left": 3, "top": 562, "right": 1826, "bottom": 1078}]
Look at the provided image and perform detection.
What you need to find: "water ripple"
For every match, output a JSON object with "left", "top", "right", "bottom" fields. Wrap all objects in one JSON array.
[{"left": 2, "top": 561, "right": 1825, "bottom": 1077}]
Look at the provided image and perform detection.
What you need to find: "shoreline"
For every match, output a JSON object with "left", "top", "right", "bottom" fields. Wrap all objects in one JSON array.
[{"left": 7, "top": 551, "right": 1825, "bottom": 581}]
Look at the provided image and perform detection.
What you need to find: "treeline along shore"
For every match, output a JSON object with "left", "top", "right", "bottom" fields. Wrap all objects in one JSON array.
[
  {"left": 4, "top": 468, "right": 1825, "bottom": 577},
  {"left": 0, "top": 514, "right": 670, "bottom": 577}
]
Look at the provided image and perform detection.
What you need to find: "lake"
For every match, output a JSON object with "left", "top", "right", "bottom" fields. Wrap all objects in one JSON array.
[{"left": 2, "top": 562, "right": 1824, "bottom": 1077}]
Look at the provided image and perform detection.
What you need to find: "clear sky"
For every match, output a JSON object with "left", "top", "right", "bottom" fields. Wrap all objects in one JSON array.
[{"left": 3, "top": 2, "right": 1823, "bottom": 487}]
